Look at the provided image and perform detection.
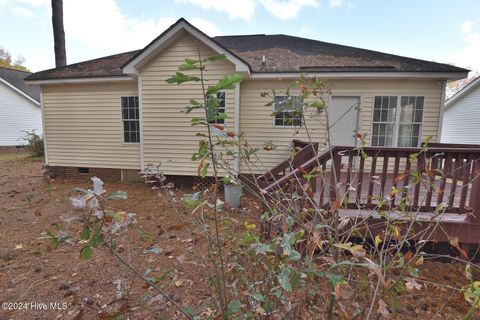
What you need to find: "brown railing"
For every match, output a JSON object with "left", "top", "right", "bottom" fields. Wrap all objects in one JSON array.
[{"left": 259, "top": 143, "right": 480, "bottom": 219}]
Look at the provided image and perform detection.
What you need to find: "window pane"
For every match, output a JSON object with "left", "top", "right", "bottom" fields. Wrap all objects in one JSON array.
[{"left": 274, "top": 96, "right": 303, "bottom": 126}]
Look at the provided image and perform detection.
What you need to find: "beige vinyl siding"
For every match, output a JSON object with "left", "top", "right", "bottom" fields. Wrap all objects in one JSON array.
[
  {"left": 239, "top": 79, "right": 443, "bottom": 174},
  {"left": 42, "top": 82, "right": 140, "bottom": 169},
  {"left": 140, "top": 33, "right": 236, "bottom": 176}
]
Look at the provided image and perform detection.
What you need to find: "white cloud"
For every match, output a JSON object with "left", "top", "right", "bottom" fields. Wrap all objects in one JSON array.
[
  {"left": 177, "top": 0, "right": 318, "bottom": 21},
  {"left": 11, "top": 6, "right": 34, "bottom": 17},
  {"left": 175, "top": 0, "right": 256, "bottom": 21},
  {"left": 447, "top": 21, "right": 480, "bottom": 72},
  {"left": 461, "top": 20, "right": 473, "bottom": 32},
  {"left": 15, "top": 0, "right": 48, "bottom": 6},
  {"left": 259, "top": 0, "right": 319, "bottom": 20},
  {"left": 61, "top": 0, "right": 222, "bottom": 53},
  {"left": 330, "top": 0, "right": 341, "bottom": 7}
]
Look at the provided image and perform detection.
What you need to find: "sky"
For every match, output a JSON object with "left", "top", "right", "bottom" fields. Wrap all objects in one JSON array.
[{"left": 0, "top": 0, "right": 479, "bottom": 73}]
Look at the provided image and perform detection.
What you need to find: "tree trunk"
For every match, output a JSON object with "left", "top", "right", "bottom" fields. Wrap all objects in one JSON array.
[{"left": 51, "top": 0, "right": 66, "bottom": 67}]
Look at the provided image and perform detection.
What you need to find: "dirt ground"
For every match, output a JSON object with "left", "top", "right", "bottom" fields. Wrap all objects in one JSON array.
[{"left": 0, "top": 152, "right": 478, "bottom": 319}]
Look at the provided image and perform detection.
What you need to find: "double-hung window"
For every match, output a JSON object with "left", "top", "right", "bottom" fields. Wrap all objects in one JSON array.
[
  {"left": 208, "top": 91, "right": 226, "bottom": 125},
  {"left": 372, "top": 96, "right": 424, "bottom": 147},
  {"left": 274, "top": 95, "right": 303, "bottom": 127},
  {"left": 121, "top": 96, "right": 140, "bottom": 143}
]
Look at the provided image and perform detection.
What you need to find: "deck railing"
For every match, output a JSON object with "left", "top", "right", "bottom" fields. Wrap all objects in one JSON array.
[{"left": 259, "top": 142, "right": 480, "bottom": 220}]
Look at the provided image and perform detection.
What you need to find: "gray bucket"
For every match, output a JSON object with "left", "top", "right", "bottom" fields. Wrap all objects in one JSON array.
[{"left": 224, "top": 184, "right": 242, "bottom": 209}]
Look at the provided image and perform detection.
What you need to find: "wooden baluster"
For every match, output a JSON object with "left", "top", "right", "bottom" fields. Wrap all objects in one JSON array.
[
  {"left": 401, "top": 156, "right": 411, "bottom": 201},
  {"left": 367, "top": 155, "right": 378, "bottom": 208},
  {"left": 468, "top": 158, "right": 480, "bottom": 223},
  {"left": 345, "top": 153, "right": 353, "bottom": 205},
  {"left": 413, "top": 154, "right": 423, "bottom": 210},
  {"left": 448, "top": 154, "right": 461, "bottom": 210},
  {"left": 356, "top": 155, "right": 365, "bottom": 207},
  {"left": 380, "top": 155, "right": 389, "bottom": 204},
  {"left": 330, "top": 151, "right": 342, "bottom": 204},
  {"left": 459, "top": 155, "right": 472, "bottom": 212},
  {"left": 437, "top": 154, "right": 452, "bottom": 207},
  {"left": 319, "top": 159, "right": 326, "bottom": 207},
  {"left": 391, "top": 152, "right": 400, "bottom": 207},
  {"left": 424, "top": 155, "right": 435, "bottom": 212}
]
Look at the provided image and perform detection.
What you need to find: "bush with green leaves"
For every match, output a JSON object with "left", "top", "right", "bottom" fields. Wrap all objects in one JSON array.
[{"left": 21, "top": 129, "right": 44, "bottom": 157}]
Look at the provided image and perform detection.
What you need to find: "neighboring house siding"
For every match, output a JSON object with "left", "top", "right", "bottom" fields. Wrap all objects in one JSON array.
[
  {"left": 0, "top": 81, "right": 42, "bottom": 146},
  {"left": 140, "top": 34, "right": 236, "bottom": 176},
  {"left": 240, "top": 79, "right": 442, "bottom": 174},
  {"left": 42, "top": 82, "right": 140, "bottom": 169},
  {"left": 441, "top": 86, "right": 480, "bottom": 144}
]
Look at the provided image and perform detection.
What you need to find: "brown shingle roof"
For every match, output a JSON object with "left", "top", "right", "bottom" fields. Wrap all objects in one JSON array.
[
  {"left": 26, "top": 31, "right": 468, "bottom": 81},
  {"left": 26, "top": 50, "right": 139, "bottom": 81},
  {"left": 214, "top": 34, "right": 467, "bottom": 73}
]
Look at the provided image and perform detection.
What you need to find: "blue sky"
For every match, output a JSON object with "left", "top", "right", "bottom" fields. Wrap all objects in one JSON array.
[{"left": 0, "top": 0, "right": 479, "bottom": 73}]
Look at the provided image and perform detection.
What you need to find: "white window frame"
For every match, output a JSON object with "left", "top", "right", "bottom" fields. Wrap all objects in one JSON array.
[
  {"left": 208, "top": 91, "right": 227, "bottom": 126},
  {"left": 121, "top": 96, "right": 140, "bottom": 144},
  {"left": 272, "top": 95, "right": 304, "bottom": 128},
  {"left": 371, "top": 95, "right": 425, "bottom": 147}
]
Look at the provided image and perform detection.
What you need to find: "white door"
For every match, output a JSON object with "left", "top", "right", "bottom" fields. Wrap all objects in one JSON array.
[{"left": 329, "top": 96, "right": 360, "bottom": 146}]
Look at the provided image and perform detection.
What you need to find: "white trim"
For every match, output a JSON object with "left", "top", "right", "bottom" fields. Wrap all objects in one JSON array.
[
  {"left": 272, "top": 95, "right": 304, "bottom": 128},
  {"left": 0, "top": 77, "right": 40, "bottom": 106},
  {"left": 370, "top": 95, "right": 425, "bottom": 147},
  {"left": 445, "top": 75, "right": 480, "bottom": 109},
  {"left": 437, "top": 81, "right": 447, "bottom": 142},
  {"left": 249, "top": 71, "right": 468, "bottom": 80},
  {"left": 138, "top": 75, "right": 145, "bottom": 172},
  {"left": 123, "top": 20, "right": 250, "bottom": 75},
  {"left": 233, "top": 82, "right": 240, "bottom": 176},
  {"left": 25, "top": 76, "right": 134, "bottom": 85},
  {"left": 40, "top": 89, "right": 48, "bottom": 165}
]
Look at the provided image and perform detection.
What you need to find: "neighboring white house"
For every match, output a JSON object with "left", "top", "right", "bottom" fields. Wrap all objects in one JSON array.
[
  {"left": 441, "top": 76, "right": 480, "bottom": 144},
  {"left": 0, "top": 66, "right": 42, "bottom": 147}
]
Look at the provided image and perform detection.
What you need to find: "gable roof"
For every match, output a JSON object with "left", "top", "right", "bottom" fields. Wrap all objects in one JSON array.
[
  {"left": 122, "top": 18, "right": 251, "bottom": 75},
  {"left": 445, "top": 76, "right": 480, "bottom": 109},
  {"left": 0, "top": 66, "right": 40, "bottom": 104},
  {"left": 26, "top": 18, "right": 469, "bottom": 82}
]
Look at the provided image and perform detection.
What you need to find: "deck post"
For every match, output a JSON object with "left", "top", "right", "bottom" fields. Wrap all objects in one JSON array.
[{"left": 468, "top": 159, "right": 480, "bottom": 223}]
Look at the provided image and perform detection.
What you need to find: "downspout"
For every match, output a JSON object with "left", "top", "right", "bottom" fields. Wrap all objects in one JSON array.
[
  {"left": 138, "top": 74, "right": 145, "bottom": 172},
  {"left": 233, "top": 82, "right": 241, "bottom": 176},
  {"left": 436, "top": 80, "right": 447, "bottom": 143}
]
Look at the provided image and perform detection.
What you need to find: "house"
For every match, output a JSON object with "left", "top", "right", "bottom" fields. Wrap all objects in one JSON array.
[
  {"left": 25, "top": 18, "right": 468, "bottom": 181},
  {"left": 0, "top": 66, "right": 42, "bottom": 149},
  {"left": 441, "top": 76, "right": 480, "bottom": 144}
]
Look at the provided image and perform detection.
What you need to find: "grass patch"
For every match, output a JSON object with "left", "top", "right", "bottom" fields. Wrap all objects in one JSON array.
[{"left": 0, "top": 151, "right": 43, "bottom": 162}]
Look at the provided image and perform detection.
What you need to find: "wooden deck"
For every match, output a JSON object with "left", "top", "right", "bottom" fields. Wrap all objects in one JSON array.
[{"left": 258, "top": 141, "right": 480, "bottom": 244}]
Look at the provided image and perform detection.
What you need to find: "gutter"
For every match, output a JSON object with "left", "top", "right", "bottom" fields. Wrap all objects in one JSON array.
[
  {"left": 249, "top": 71, "right": 468, "bottom": 80},
  {"left": 25, "top": 76, "right": 135, "bottom": 85}
]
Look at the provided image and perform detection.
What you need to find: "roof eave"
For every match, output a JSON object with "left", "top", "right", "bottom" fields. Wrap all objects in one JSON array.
[
  {"left": 0, "top": 77, "right": 40, "bottom": 105},
  {"left": 25, "top": 75, "right": 135, "bottom": 85},
  {"left": 445, "top": 75, "right": 480, "bottom": 109},
  {"left": 249, "top": 71, "right": 469, "bottom": 80}
]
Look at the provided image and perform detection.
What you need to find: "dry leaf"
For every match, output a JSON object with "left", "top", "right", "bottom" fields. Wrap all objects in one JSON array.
[
  {"left": 405, "top": 277, "right": 422, "bottom": 291},
  {"left": 34, "top": 208, "right": 42, "bottom": 216},
  {"left": 378, "top": 299, "right": 391, "bottom": 318},
  {"left": 15, "top": 244, "right": 23, "bottom": 250},
  {"left": 449, "top": 236, "right": 469, "bottom": 259},
  {"left": 167, "top": 223, "right": 190, "bottom": 231},
  {"left": 174, "top": 280, "right": 184, "bottom": 287}
]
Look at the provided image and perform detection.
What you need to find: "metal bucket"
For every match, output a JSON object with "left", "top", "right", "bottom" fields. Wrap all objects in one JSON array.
[{"left": 224, "top": 184, "right": 242, "bottom": 209}]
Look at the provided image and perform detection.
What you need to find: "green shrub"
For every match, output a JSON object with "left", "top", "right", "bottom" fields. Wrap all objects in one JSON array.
[{"left": 22, "top": 130, "right": 44, "bottom": 157}]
